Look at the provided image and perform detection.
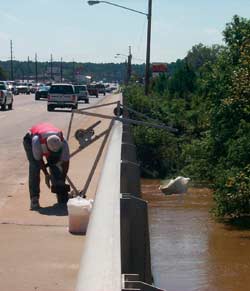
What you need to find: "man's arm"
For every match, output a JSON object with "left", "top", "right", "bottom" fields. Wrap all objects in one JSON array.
[
  {"left": 60, "top": 140, "right": 70, "bottom": 180},
  {"left": 32, "top": 136, "right": 47, "bottom": 175},
  {"left": 40, "top": 158, "right": 50, "bottom": 177}
]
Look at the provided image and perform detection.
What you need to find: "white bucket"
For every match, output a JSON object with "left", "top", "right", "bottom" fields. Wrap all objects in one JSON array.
[{"left": 67, "top": 196, "right": 93, "bottom": 234}]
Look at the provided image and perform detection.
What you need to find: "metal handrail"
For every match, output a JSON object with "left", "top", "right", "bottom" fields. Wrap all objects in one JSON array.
[{"left": 75, "top": 120, "right": 122, "bottom": 291}]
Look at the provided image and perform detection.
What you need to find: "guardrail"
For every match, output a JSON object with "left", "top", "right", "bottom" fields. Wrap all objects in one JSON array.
[
  {"left": 75, "top": 99, "right": 165, "bottom": 291},
  {"left": 75, "top": 120, "right": 122, "bottom": 291}
]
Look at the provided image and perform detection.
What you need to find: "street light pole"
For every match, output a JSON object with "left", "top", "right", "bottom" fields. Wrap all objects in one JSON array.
[
  {"left": 87, "top": 0, "right": 152, "bottom": 95},
  {"left": 116, "top": 46, "right": 132, "bottom": 84},
  {"left": 35, "top": 53, "right": 38, "bottom": 83},
  {"left": 88, "top": 1, "right": 147, "bottom": 16},
  {"left": 127, "top": 45, "right": 132, "bottom": 83},
  {"left": 145, "top": 0, "right": 152, "bottom": 96}
]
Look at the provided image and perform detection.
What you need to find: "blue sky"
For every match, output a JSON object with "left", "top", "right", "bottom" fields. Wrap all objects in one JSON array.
[{"left": 0, "top": 0, "right": 250, "bottom": 64}]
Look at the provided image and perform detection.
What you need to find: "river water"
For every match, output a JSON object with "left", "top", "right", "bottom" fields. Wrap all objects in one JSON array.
[{"left": 141, "top": 179, "right": 250, "bottom": 291}]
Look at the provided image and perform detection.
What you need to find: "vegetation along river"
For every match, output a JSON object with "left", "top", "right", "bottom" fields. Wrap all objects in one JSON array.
[{"left": 141, "top": 179, "right": 250, "bottom": 291}]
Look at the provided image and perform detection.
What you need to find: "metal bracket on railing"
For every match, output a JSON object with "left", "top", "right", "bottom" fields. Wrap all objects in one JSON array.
[
  {"left": 72, "top": 101, "right": 178, "bottom": 133},
  {"left": 66, "top": 100, "right": 177, "bottom": 198},
  {"left": 66, "top": 104, "right": 116, "bottom": 198},
  {"left": 122, "top": 274, "right": 166, "bottom": 291},
  {"left": 74, "top": 120, "right": 101, "bottom": 148}
]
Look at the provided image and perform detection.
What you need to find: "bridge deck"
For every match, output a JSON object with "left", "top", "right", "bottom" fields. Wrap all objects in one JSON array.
[{"left": 0, "top": 93, "right": 121, "bottom": 291}]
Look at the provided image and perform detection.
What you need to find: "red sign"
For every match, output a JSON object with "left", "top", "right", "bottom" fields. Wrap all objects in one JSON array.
[{"left": 152, "top": 63, "right": 167, "bottom": 73}]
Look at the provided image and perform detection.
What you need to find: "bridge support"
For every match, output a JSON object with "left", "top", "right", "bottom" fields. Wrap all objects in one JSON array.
[{"left": 120, "top": 194, "right": 152, "bottom": 285}]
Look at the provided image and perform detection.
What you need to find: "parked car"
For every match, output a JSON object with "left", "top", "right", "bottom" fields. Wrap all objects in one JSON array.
[
  {"left": 74, "top": 85, "right": 89, "bottom": 103},
  {"left": 96, "top": 83, "right": 106, "bottom": 95},
  {"left": 47, "top": 84, "right": 78, "bottom": 111},
  {"left": 0, "top": 82, "right": 14, "bottom": 110},
  {"left": 35, "top": 85, "right": 50, "bottom": 100},
  {"left": 87, "top": 84, "right": 99, "bottom": 98}
]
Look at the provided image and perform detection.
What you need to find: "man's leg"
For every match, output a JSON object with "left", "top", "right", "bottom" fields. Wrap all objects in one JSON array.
[
  {"left": 49, "top": 164, "right": 68, "bottom": 203},
  {"left": 23, "top": 134, "right": 41, "bottom": 209},
  {"left": 49, "top": 164, "right": 64, "bottom": 185}
]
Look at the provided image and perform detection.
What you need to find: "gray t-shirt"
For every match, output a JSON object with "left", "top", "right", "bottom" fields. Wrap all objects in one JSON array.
[{"left": 32, "top": 135, "right": 70, "bottom": 161}]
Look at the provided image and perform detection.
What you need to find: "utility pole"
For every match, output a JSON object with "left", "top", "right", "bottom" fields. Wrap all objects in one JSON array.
[
  {"left": 124, "top": 59, "right": 128, "bottom": 84},
  {"left": 60, "top": 57, "right": 63, "bottom": 83},
  {"left": 35, "top": 53, "right": 38, "bottom": 83},
  {"left": 72, "top": 59, "right": 75, "bottom": 83},
  {"left": 145, "top": 0, "right": 152, "bottom": 96},
  {"left": 10, "top": 40, "right": 14, "bottom": 80},
  {"left": 127, "top": 45, "right": 132, "bottom": 83},
  {"left": 27, "top": 56, "right": 30, "bottom": 82},
  {"left": 50, "top": 54, "right": 53, "bottom": 81}
]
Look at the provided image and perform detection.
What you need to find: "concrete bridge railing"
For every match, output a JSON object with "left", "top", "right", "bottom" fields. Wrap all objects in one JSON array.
[
  {"left": 75, "top": 102, "right": 163, "bottom": 291},
  {"left": 75, "top": 120, "right": 122, "bottom": 291}
]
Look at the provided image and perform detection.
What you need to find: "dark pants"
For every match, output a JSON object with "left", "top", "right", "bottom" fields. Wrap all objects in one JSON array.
[{"left": 23, "top": 133, "right": 65, "bottom": 200}]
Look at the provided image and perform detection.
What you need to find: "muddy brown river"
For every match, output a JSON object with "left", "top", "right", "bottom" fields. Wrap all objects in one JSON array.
[{"left": 141, "top": 179, "right": 250, "bottom": 291}]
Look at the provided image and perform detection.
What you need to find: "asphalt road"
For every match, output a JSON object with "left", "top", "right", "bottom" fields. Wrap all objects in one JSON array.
[{"left": 0, "top": 93, "right": 108, "bottom": 207}]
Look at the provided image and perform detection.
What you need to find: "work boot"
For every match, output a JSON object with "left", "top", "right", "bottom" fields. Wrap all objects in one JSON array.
[
  {"left": 30, "top": 197, "right": 40, "bottom": 210},
  {"left": 56, "top": 192, "right": 69, "bottom": 204}
]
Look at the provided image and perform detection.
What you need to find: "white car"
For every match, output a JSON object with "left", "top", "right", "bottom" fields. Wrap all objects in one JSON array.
[
  {"left": 16, "top": 83, "right": 30, "bottom": 95},
  {"left": 0, "top": 81, "right": 14, "bottom": 110},
  {"left": 47, "top": 84, "right": 78, "bottom": 111}
]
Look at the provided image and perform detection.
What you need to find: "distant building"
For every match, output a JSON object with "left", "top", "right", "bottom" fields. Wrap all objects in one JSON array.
[{"left": 75, "top": 74, "right": 86, "bottom": 83}]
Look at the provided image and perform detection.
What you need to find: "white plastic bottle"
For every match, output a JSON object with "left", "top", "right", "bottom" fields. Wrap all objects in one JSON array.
[{"left": 67, "top": 196, "right": 93, "bottom": 234}]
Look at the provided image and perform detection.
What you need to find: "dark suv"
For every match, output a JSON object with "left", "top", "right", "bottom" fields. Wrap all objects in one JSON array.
[
  {"left": 35, "top": 86, "right": 50, "bottom": 100},
  {"left": 96, "top": 83, "right": 106, "bottom": 95},
  {"left": 87, "top": 84, "right": 99, "bottom": 98},
  {"left": 74, "top": 85, "right": 89, "bottom": 103}
]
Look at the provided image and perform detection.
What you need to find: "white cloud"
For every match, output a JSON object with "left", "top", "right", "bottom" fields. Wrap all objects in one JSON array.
[
  {"left": 0, "top": 31, "right": 10, "bottom": 40},
  {"left": 204, "top": 28, "right": 221, "bottom": 37},
  {"left": 0, "top": 10, "right": 22, "bottom": 24}
]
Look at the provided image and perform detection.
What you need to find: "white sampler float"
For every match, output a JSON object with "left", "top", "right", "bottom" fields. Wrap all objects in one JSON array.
[{"left": 159, "top": 176, "right": 190, "bottom": 195}]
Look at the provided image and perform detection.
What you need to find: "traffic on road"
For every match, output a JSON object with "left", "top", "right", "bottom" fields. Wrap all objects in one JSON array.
[{"left": 0, "top": 80, "right": 119, "bottom": 113}]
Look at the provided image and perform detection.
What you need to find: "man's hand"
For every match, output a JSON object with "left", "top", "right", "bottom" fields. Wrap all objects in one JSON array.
[{"left": 45, "top": 174, "right": 51, "bottom": 189}]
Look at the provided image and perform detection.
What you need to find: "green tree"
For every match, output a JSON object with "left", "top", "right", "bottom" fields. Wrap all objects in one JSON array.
[
  {"left": 223, "top": 15, "right": 250, "bottom": 65},
  {"left": 0, "top": 65, "right": 7, "bottom": 80},
  {"left": 185, "top": 43, "right": 223, "bottom": 71},
  {"left": 125, "top": 16, "right": 250, "bottom": 219},
  {"left": 204, "top": 15, "right": 250, "bottom": 217}
]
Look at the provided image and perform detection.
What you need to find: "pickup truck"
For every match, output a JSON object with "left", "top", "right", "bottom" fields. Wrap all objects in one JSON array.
[
  {"left": 0, "top": 81, "right": 13, "bottom": 110},
  {"left": 16, "top": 83, "right": 30, "bottom": 95},
  {"left": 47, "top": 84, "right": 78, "bottom": 111}
]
